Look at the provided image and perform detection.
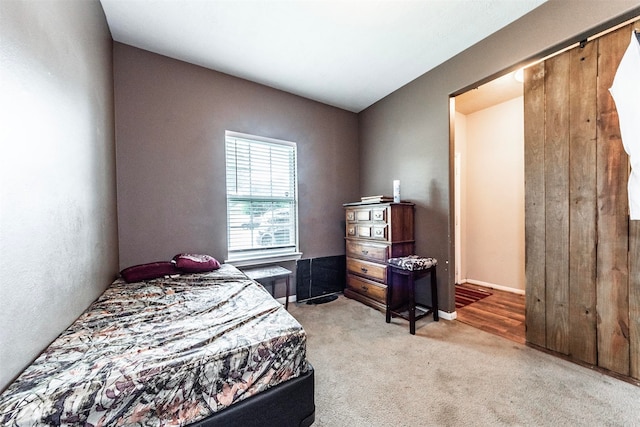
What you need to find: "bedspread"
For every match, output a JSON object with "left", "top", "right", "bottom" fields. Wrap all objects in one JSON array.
[{"left": 0, "top": 264, "right": 308, "bottom": 426}]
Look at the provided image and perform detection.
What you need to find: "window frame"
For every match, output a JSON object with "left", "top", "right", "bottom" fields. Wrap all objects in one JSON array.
[{"left": 224, "top": 130, "right": 301, "bottom": 266}]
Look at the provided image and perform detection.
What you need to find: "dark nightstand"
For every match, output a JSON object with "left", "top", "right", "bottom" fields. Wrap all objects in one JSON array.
[{"left": 242, "top": 265, "right": 292, "bottom": 310}]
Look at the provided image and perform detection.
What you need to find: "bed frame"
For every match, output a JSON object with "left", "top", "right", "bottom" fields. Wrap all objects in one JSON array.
[{"left": 191, "top": 366, "right": 315, "bottom": 427}]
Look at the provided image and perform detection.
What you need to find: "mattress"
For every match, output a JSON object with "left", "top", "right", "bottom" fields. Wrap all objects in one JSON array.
[{"left": 0, "top": 264, "right": 309, "bottom": 426}]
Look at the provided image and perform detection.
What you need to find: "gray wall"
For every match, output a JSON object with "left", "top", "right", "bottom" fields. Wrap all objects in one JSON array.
[
  {"left": 359, "top": 0, "right": 640, "bottom": 313},
  {"left": 0, "top": 0, "right": 118, "bottom": 391},
  {"left": 114, "top": 44, "right": 359, "bottom": 271}
]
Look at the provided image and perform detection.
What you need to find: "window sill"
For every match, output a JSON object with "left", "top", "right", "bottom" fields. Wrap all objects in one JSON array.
[{"left": 225, "top": 251, "right": 302, "bottom": 268}]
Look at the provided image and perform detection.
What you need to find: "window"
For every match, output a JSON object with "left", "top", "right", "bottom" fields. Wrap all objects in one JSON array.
[{"left": 225, "top": 131, "right": 300, "bottom": 264}]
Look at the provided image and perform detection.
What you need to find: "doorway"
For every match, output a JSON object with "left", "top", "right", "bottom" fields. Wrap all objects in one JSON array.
[
  {"left": 452, "top": 72, "right": 526, "bottom": 343},
  {"left": 450, "top": 14, "right": 639, "bottom": 380}
]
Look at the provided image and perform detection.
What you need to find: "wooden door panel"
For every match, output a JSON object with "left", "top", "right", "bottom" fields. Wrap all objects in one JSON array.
[
  {"left": 524, "top": 62, "right": 546, "bottom": 347},
  {"left": 596, "top": 24, "right": 631, "bottom": 376},
  {"left": 630, "top": 220, "right": 640, "bottom": 379},
  {"left": 568, "top": 40, "right": 597, "bottom": 365},
  {"left": 544, "top": 52, "right": 570, "bottom": 355}
]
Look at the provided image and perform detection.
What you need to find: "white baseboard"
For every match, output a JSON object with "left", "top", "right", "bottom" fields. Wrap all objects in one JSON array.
[
  {"left": 463, "top": 279, "right": 525, "bottom": 295},
  {"left": 438, "top": 310, "right": 457, "bottom": 320},
  {"left": 283, "top": 294, "right": 457, "bottom": 321}
]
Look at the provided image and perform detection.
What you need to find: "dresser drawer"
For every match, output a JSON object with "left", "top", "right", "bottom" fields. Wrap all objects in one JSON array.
[
  {"left": 346, "top": 208, "right": 373, "bottom": 223},
  {"left": 347, "top": 258, "right": 387, "bottom": 282},
  {"left": 347, "top": 274, "right": 386, "bottom": 303},
  {"left": 346, "top": 240, "right": 388, "bottom": 263},
  {"left": 356, "top": 225, "right": 388, "bottom": 240},
  {"left": 371, "top": 207, "right": 387, "bottom": 222}
]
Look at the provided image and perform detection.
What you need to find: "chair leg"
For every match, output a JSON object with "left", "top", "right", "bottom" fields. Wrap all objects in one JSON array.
[
  {"left": 386, "top": 269, "right": 393, "bottom": 324},
  {"left": 409, "top": 274, "right": 416, "bottom": 335},
  {"left": 430, "top": 266, "right": 439, "bottom": 321},
  {"left": 285, "top": 276, "right": 290, "bottom": 310}
]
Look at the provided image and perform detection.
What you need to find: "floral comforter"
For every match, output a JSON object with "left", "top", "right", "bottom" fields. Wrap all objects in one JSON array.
[{"left": 0, "top": 264, "right": 308, "bottom": 426}]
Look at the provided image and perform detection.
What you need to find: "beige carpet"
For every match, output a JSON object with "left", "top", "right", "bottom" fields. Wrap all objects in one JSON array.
[{"left": 288, "top": 295, "right": 640, "bottom": 426}]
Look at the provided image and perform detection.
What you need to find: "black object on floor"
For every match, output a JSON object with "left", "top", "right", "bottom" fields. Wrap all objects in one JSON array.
[
  {"left": 296, "top": 256, "right": 346, "bottom": 303},
  {"left": 306, "top": 294, "right": 339, "bottom": 305}
]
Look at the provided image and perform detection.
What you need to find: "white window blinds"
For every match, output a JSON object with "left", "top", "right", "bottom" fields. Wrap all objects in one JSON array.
[{"left": 225, "top": 131, "right": 298, "bottom": 262}]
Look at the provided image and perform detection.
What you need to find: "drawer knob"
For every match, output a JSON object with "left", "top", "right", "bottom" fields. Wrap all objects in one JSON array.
[
  {"left": 362, "top": 250, "right": 369, "bottom": 255},
  {"left": 362, "top": 285, "right": 369, "bottom": 292},
  {"left": 361, "top": 267, "right": 368, "bottom": 273},
  {"left": 375, "top": 230, "right": 382, "bottom": 235}
]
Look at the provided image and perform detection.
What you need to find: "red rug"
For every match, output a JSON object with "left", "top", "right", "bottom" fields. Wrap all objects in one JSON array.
[{"left": 455, "top": 286, "right": 492, "bottom": 309}]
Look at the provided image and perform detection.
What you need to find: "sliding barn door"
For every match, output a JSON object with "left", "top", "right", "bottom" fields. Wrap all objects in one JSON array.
[{"left": 524, "top": 21, "right": 640, "bottom": 380}]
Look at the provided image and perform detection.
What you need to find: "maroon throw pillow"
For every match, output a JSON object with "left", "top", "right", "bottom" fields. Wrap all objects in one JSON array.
[
  {"left": 172, "top": 253, "right": 221, "bottom": 273},
  {"left": 120, "top": 261, "right": 180, "bottom": 283}
]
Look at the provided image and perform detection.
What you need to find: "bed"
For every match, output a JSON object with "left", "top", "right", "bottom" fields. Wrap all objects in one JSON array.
[{"left": 0, "top": 263, "right": 315, "bottom": 426}]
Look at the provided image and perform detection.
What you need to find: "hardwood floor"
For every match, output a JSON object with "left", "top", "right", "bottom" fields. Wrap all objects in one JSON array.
[{"left": 455, "top": 282, "right": 526, "bottom": 344}]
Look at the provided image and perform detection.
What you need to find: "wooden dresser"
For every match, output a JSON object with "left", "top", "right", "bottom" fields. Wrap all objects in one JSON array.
[{"left": 343, "top": 201, "right": 415, "bottom": 312}]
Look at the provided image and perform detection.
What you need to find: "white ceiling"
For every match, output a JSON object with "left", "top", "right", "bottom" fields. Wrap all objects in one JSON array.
[{"left": 100, "top": 0, "right": 546, "bottom": 113}]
